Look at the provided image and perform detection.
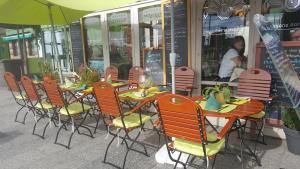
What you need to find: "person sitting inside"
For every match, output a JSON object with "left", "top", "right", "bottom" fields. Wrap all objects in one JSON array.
[{"left": 218, "top": 36, "right": 245, "bottom": 82}]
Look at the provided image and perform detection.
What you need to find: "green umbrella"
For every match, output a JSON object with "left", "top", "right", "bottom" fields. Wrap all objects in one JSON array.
[{"left": 0, "top": 0, "right": 136, "bottom": 82}]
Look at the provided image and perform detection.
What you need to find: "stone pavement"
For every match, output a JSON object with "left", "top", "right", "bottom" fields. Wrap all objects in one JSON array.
[{"left": 0, "top": 87, "right": 299, "bottom": 169}]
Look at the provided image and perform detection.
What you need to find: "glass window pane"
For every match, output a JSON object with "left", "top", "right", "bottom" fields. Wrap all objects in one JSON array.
[
  {"left": 262, "top": 0, "right": 300, "bottom": 41},
  {"left": 83, "top": 16, "right": 104, "bottom": 75},
  {"left": 202, "top": 0, "right": 250, "bottom": 81},
  {"left": 139, "top": 5, "right": 163, "bottom": 84},
  {"left": 108, "top": 11, "right": 132, "bottom": 80}
]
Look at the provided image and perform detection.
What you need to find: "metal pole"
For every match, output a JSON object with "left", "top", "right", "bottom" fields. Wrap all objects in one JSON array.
[
  {"left": 21, "top": 25, "right": 28, "bottom": 74},
  {"left": 170, "top": 0, "right": 176, "bottom": 94},
  {"left": 48, "top": 3, "right": 63, "bottom": 83}
]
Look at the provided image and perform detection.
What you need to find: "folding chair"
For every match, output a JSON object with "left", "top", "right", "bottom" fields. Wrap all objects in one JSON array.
[
  {"left": 157, "top": 94, "right": 236, "bottom": 169},
  {"left": 175, "top": 66, "right": 196, "bottom": 96},
  {"left": 20, "top": 76, "right": 55, "bottom": 138},
  {"left": 128, "top": 66, "right": 144, "bottom": 89},
  {"left": 105, "top": 66, "right": 119, "bottom": 82},
  {"left": 93, "top": 82, "right": 151, "bottom": 169},
  {"left": 237, "top": 68, "right": 272, "bottom": 153},
  {"left": 43, "top": 80, "right": 94, "bottom": 149},
  {"left": 4, "top": 72, "right": 30, "bottom": 124}
]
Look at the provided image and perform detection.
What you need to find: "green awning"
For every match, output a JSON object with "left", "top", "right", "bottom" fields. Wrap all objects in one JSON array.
[
  {"left": 2, "top": 33, "right": 33, "bottom": 41},
  {"left": 47, "top": 0, "right": 136, "bottom": 11},
  {"left": 0, "top": 0, "right": 137, "bottom": 25},
  {"left": 0, "top": 0, "right": 89, "bottom": 25}
]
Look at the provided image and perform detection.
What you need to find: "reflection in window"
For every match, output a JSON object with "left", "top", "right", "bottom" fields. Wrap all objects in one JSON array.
[
  {"left": 108, "top": 11, "right": 132, "bottom": 80},
  {"left": 202, "top": 0, "right": 250, "bottom": 81},
  {"left": 83, "top": 16, "right": 104, "bottom": 75},
  {"left": 262, "top": 0, "right": 300, "bottom": 41},
  {"left": 43, "top": 28, "right": 68, "bottom": 71},
  {"left": 28, "top": 39, "right": 38, "bottom": 56},
  {"left": 139, "top": 5, "right": 163, "bottom": 84}
]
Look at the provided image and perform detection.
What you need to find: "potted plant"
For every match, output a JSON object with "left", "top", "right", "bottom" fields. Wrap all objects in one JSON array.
[
  {"left": 203, "top": 84, "right": 231, "bottom": 104},
  {"left": 282, "top": 108, "right": 300, "bottom": 155},
  {"left": 38, "top": 61, "right": 56, "bottom": 81},
  {"left": 78, "top": 64, "right": 100, "bottom": 87}
]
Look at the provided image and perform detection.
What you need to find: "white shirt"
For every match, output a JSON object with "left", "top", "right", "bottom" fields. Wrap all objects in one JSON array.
[{"left": 218, "top": 49, "right": 239, "bottom": 78}]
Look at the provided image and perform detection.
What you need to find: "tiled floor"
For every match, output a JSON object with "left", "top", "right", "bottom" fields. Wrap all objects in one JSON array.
[{"left": 0, "top": 87, "right": 299, "bottom": 169}]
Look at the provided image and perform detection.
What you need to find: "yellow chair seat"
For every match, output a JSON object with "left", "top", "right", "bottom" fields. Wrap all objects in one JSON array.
[
  {"left": 113, "top": 113, "right": 151, "bottom": 129},
  {"left": 35, "top": 102, "right": 53, "bottom": 109},
  {"left": 174, "top": 133, "right": 225, "bottom": 157},
  {"left": 59, "top": 102, "right": 91, "bottom": 116},
  {"left": 249, "top": 111, "right": 265, "bottom": 119},
  {"left": 15, "top": 94, "right": 26, "bottom": 100}
]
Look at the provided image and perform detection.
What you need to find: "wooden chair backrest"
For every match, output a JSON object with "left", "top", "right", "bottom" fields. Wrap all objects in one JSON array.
[
  {"left": 105, "top": 66, "right": 118, "bottom": 81},
  {"left": 20, "top": 76, "right": 39, "bottom": 101},
  {"left": 175, "top": 66, "right": 195, "bottom": 92},
  {"left": 43, "top": 80, "right": 65, "bottom": 107},
  {"left": 157, "top": 94, "right": 206, "bottom": 143},
  {"left": 237, "top": 68, "right": 271, "bottom": 101},
  {"left": 4, "top": 72, "right": 21, "bottom": 93},
  {"left": 128, "top": 66, "right": 144, "bottom": 84},
  {"left": 93, "top": 82, "right": 121, "bottom": 117}
]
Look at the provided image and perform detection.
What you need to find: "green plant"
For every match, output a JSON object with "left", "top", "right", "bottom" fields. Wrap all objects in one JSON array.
[
  {"left": 78, "top": 65, "right": 100, "bottom": 86},
  {"left": 38, "top": 61, "right": 52, "bottom": 76},
  {"left": 283, "top": 108, "right": 300, "bottom": 131},
  {"left": 203, "top": 84, "right": 230, "bottom": 98}
]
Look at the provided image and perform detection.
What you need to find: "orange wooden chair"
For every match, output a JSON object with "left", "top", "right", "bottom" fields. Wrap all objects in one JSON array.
[
  {"left": 93, "top": 82, "right": 151, "bottom": 169},
  {"left": 128, "top": 66, "right": 144, "bottom": 89},
  {"left": 43, "top": 80, "right": 94, "bottom": 149},
  {"left": 105, "top": 66, "right": 119, "bottom": 82},
  {"left": 175, "top": 66, "right": 196, "bottom": 96},
  {"left": 4, "top": 72, "right": 30, "bottom": 124},
  {"left": 237, "top": 68, "right": 272, "bottom": 152},
  {"left": 20, "top": 76, "right": 56, "bottom": 138},
  {"left": 157, "top": 94, "right": 236, "bottom": 169}
]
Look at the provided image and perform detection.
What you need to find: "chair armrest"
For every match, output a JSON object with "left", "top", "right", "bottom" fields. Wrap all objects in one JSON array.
[
  {"left": 126, "top": 100, "right": 150, "bottom": 115},
  {"left": 68, "top": 92, "right": 89, "bottom": 104},
  {"left": 217, "top": 117, "right": 237, "bottom": 140}
]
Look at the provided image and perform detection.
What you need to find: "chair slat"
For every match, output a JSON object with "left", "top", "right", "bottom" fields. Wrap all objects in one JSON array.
[
  {"left": 158, "top": 94, "right": 206, "bottom": 143},
  {"left": 175, "top": 66, "right": 195, "bottom": 93},
  {"left": 237, "top": 68, "right": 271, "bottom": 101}
]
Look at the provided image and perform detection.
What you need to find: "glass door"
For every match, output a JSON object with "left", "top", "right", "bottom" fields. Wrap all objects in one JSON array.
[
  {"left": 108, "top": 11, "right": 132, "bottom": 80},
  {"left": 83, "top": 16, "right": 104, "bottom": 75}
]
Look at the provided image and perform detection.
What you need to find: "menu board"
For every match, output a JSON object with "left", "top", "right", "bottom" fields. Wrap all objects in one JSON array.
[
  {"left": 70, "top": 21, "right": 84, "bottom": 72},
  {"left": 256, "top": 41, "right": 300, "bottom": 120},
  {"left": 143, "top": 48, "right": 164, "bottom": 85},
  {"left": 163, "top": 0, "right": 189, "bottom": 84}
]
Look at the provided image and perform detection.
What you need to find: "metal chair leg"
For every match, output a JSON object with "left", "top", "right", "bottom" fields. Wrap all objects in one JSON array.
[
  {"left": 211, "top": 154, "right": 218, "bottom": 169},
  {"left": 103, "top": 133, "right": 118, "bottom": 163}
]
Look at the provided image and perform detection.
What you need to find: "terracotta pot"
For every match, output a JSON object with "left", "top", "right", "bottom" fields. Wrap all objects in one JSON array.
[{"left": 215, "top": 92, "right": 226, "bottom": 104}]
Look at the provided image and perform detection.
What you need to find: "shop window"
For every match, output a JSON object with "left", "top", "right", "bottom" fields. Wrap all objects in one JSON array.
[
  {"left": 28, "top": 39, "right": 38, "bottom": 56},
  {"left": 138, "top": 5, "right": 164, "bottom": 84},
  {"left": 201, "top": 0, "right": 250, "bottom": 81},
  {"left": 12, "top": 41, "right": 18, "bottom": 56},
  {"left": 108, "top": 11, "right": 132, "bottom": 80},
  {"left": 262, "top": 0, "right": 300, "bottom": 41},
  {"left": 83, "top": 16, "right": 104, "bottom": 75}
]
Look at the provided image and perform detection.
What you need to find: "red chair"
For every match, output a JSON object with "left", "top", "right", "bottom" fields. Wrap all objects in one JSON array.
[
  {"left": 128, "top": 66, "right": 144, "bottom": 89},
  {"left": 175, "top": 66, "right": 196, "bottom": 96},
  {"left": 93, "top": 82, "right": 151, "bottom": 169},
  {"left": 237, "top": 68, "right": 272, "bottom": 151},
  {"left": 105, "top": 66, "right": 119, "bottom": 82},
  {"left": 21, "top": 76, "right": 55, "bottom": 138},
  {"left": 43, "top": 80, "right": 94, "bottom": 149},
  {"left": 157, "top": 94, "right": 235, "bottom": 169},
  {"left": 4, "top": 72, "right": 30, "bottom": 124}
]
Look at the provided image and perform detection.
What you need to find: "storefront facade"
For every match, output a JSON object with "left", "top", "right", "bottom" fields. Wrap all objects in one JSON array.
[{"left": 79, "top": 0, "right": 300, "bottom": 138}]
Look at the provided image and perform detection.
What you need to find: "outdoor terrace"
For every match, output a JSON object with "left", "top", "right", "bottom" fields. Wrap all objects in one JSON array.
[{"left": 0, "top": 87, "right": 299, "bottom": 169}]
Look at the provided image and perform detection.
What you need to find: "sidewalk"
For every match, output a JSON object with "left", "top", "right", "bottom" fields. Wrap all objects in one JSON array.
[{"left": 0, "top": 87, "right": 299, "bottom": 169}]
